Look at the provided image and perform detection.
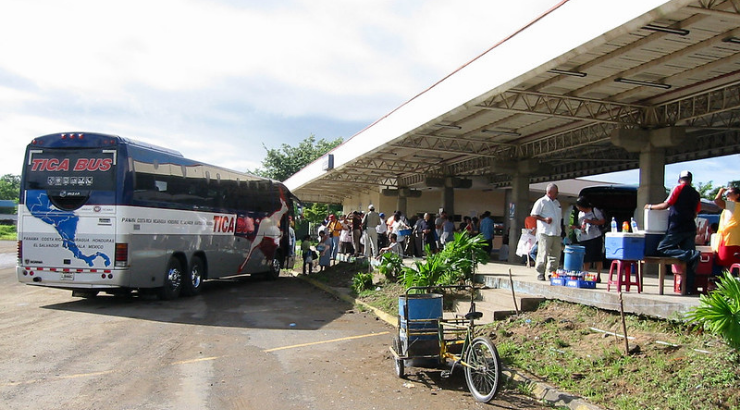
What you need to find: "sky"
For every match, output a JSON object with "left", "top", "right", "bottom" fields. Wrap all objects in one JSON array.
[{"left": 1, "top": 0, "right": 737, "bottom": 190}]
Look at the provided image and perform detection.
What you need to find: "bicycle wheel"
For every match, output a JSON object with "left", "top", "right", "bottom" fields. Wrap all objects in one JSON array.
[
  {"left": 463, "top": 336, "right": 501, "bottom": 402},
  {"left": 391, "top": 336, "right": 405, "bottom": 378}
]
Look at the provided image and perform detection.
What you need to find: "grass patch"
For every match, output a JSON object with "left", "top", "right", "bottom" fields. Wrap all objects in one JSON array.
[{"left": 0, "top": 225, "right": 16, "bottom": 241}]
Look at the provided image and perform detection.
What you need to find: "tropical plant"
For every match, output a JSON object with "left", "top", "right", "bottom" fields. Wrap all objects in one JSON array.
[
  {"left": 438, "top": 231, "right": 489, "bottom": 282},
  {"left": 401, "top": 248, "right": 454, "bottom": 289},
  {"left": 351, "top": 271, "right": 374, "bottom": 294},
  {"left": 377, "top": 251, "right": 404, "bottom": 282},
  {"left": 685, "top": 270, "right": 740, "bottom": 350}
]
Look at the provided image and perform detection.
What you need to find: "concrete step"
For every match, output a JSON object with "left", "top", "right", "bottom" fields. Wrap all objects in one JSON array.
[{"left": 449, "top": 288, "right": 544, "bottom": 323}]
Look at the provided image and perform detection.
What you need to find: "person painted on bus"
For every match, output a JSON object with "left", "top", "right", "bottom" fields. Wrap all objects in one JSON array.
[
  {"left": 713, "top": 186, "right": 740, "bottom": 267},
  {"left": 645, "top": 170, "right": 702, "bottom": 294},
  {"left": 301, "top": 234, "right": 313, "bottom": 275}
]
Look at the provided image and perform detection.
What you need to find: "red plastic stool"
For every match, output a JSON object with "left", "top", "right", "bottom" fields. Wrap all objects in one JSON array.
[
  {"left": 730, "top": 263, "right": 740, "bottom": 276},
  {"left": 607, "top": 260, "right": 642, "bottom": 293}
]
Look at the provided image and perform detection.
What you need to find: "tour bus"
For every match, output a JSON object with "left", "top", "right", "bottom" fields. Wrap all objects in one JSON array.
[{"left": 17, "top": 132, "right": 300, "bottom": 299}]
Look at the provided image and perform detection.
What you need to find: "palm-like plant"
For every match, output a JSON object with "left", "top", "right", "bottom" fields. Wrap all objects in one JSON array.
[
  {"left": 439, "top": 232, "right": 489, "bottom": 282},
  {"left": 685, "top": 271, "right": 740, "bottom": 350}
]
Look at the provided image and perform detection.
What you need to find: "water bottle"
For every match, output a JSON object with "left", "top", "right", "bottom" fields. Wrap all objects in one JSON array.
[
  {"left": 610, "top": 217, "right": 617, "bottom": 233},
  {"left": 630, "top": 217, "right": 638, "bottom": 233}
]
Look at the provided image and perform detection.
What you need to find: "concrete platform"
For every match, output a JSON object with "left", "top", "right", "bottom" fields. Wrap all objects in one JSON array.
[{"left": 472, "top": 258, "right": 702, "bottom": 320}]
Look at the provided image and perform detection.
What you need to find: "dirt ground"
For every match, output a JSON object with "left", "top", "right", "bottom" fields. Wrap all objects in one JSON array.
[{"left": 306, "top": 258, "right": 740, "bottom": 410}]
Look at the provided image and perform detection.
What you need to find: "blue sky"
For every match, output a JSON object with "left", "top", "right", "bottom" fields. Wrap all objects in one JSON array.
[{"left": 1, "top": 0, "right": 735, "bottom": 190}]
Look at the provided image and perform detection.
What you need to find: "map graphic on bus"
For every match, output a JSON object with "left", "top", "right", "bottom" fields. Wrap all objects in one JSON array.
[{"left": 26, "top": 191, "right": 111, "bottom": 267}]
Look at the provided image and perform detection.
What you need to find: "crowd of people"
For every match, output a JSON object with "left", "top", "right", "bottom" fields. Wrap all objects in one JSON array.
[
  {"left": 302, "top": 170, "right": 737, "bottom": 296},
  {"left": 301, "top": 205, "right": 501, "bottom": 273}
]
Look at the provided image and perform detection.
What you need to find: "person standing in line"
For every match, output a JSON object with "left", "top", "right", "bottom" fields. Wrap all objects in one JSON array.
[
  {"left": 435, "top": 211, "right": 446, "bottom": 248},
  {"left": 420, "top": 213, "right": 438, "bottom": 255},
  {"left": 390, "top": 211, "right": 411, "bottom": 257},
  {"left": 326, "top": 214, "right": 343, "bottom": 261},
  {"left": 362, "top": 205, "right": 381, "bottom": 257},
  {"left": 531, "top": 183, "right": 563, "bottom": 281},
  {"left": 441, "top": 214, "right": 456, "bottom": 248},
  {"left": 572, "top": 196, "right": 605, "bottom": 282},
  {"left": 645, "top": 170, "right": 702, "bottom": 295},
  {"left": 351, "top": 211, "right": 362, "bottom": 257},
  {"left": 713, "top": 186, "right": 740, "bottom": 267},
  {"left": 479, "top": 211, "right": 495, "bottom": 256},
  {"left": 300, "top": 234, "right": 313, "bottom": 275},
  {"left": 317, "top": 231, "right": 331, "bottom": 272}
]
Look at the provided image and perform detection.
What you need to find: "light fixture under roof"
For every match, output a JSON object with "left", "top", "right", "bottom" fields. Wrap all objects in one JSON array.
[
  {"left": 615, "top": 77, "right": 671, "bottom": 89},
  {"left": 482, "top": 129, "right": 520, "bottom": 137},
  {"left": 722, "top": 36, "right": 740, "bottom": 44},
  {"left": 433, "top": 123, "right": 461, "bottom": 130},
  {"left": 548, "top": 69, "right": 587, "bottom": 78},
  {"left": 642, "top": 24, "right": 690, "bottom": 36}
]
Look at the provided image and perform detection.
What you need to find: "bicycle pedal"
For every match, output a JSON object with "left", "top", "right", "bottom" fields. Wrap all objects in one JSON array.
[{"left": 440, "top": 371, "right": 451, "bottom": 379}]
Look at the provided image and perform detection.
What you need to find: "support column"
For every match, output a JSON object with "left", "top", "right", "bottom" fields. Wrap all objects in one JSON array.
[
  {"left": 442, "top": 186, "right": 454, "bottom": 216},
  {"left": 611, "top": 127, "right": 684, "bottom": 227},
  {"left": 638, "top": 145, "right": 666, "bottom": 227},
  {"left": 397, "top": 188, "right": 408, "bottom": 216},
  {"left": 508, "top": 172, "right": 531, "bottom": 252}
]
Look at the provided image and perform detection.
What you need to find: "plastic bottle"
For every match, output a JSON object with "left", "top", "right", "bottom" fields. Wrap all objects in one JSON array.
[
  {"left": 622, "top": 221, "right": 630, "bottom": 232},
  {"left": 630, "top": 217, "right": 638, "bottom": 233},
  {"left": 610, "top": 217, "right": 617, "bottom": 233}
]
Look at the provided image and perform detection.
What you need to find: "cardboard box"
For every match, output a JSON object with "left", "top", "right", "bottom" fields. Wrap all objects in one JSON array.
[{"left": 605, "top": 232, "right": 645, "bottom": 260}]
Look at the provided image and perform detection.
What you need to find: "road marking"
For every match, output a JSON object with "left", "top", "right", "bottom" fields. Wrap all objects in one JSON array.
[
  {"left": 264, "top": 331, "right": 390, "bottom": 353},
  {"left": 1, "top": 333, "right": 390, "bottom": 387}
]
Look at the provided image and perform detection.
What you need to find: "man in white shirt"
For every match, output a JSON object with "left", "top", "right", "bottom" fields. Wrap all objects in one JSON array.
[{"left": 530, "top": 183, "right": 563, "bottom": 281}]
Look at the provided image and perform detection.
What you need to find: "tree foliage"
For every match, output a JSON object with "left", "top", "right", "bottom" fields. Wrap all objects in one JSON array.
[
  {"left": 252, "top": 134, "right": 343, "bottom": 182},
  {"left": 0, "top": 174, "right": 20, "bottom": 202}
]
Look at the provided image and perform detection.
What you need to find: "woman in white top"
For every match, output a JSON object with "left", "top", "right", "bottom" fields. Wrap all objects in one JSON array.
[
  {"left": 573, "top": 196, "right": 605, "bottom": 281},
  {"left": 390, "top": 211, "right": 410, "bottom": 257}
]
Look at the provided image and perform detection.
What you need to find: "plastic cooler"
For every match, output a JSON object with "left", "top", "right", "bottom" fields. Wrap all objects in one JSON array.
[
  {"left": 644, "top": 209, "right": 669, "bottom": 232},
  {"left": 605, "top": 232, "right": 645, "bottom": 260}
]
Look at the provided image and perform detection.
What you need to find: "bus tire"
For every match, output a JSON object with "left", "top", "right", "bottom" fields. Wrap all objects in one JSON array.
[
  {"left": 158, "top": 257, "right": 183, "bottom": 300},
  {"left": 267, "top": 253, "right": 282, "bottom": 281},
  {"left": 182, "top": 256, "right": 204, "bottom": 296}
]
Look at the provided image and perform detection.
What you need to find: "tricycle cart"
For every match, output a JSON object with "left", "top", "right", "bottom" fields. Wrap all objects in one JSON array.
[{"left": 389, "top": 285, "right": 502, "bottom": 402}]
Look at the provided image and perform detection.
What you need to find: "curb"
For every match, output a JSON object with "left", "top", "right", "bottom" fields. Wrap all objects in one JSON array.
[{"left": 291, "top": 272, "right": 602, "bottom": 410}]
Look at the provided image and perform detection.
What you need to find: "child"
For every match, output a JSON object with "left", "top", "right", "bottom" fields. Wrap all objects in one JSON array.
[{"left": 301, "top": 234, "right": 313, "bottom": 275}]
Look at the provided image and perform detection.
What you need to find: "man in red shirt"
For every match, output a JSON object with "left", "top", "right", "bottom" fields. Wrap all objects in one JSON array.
[{"left": 645, "top": 170, "right": 702, "bottom": 294}]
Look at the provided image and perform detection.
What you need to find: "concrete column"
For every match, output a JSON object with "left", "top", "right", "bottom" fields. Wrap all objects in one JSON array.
[
  {"left": 442, "top": 186, "right": 454, "bottom": 216},
  {"left": 508, "top": 172, "right": 531, "bottom": 252},
  {"left": 637, "top": 145, "right": 666, "bottom": 227},
  {"left": 397, "top": 189, "right": 408, "bottom": 216}
]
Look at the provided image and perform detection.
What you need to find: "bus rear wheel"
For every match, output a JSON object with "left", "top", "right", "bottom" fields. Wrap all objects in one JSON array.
[
  {"left": 267, "top": 254, "right": 282, "bottom": 280},
  {"left": 182, "top": 256, "right": 204, "bottom": 296},
  {"left": 158, "top": 257, "right": 183, "bottom": 300}
]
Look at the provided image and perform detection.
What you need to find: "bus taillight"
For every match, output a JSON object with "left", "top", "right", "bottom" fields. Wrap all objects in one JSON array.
[
  {"left": 17, "top": 240, "right": 21, "bottom": 262},
  {"left": 115, "top": 243, "right": 128, "bottom": 267}
]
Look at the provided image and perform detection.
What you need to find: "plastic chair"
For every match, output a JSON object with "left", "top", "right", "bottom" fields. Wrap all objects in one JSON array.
[{"left": 607, "top": 259, "right": 642, "bottom": 293}]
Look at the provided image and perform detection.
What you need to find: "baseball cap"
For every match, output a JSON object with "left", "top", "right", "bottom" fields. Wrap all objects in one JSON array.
[{"left": 679, "top": 170, "right": 692, "bottom": 180}]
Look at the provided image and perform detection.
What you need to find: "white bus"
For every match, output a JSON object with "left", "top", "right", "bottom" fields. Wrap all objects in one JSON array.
[{"left": 17, "top": 132, "right": 300, "bottom": 299}]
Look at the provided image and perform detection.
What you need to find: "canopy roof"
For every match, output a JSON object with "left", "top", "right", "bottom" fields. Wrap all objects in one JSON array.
[{"left": 286, "top": 0, "right": 740, "bottom": 203}]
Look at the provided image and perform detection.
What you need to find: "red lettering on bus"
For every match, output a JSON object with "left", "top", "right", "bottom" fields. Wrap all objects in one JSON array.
[
  {"left": 213, "top": 216, "right": 235, "bottom": 233},
  {"left": 73, "top": 158, "right": 113, "bottom": 171},
  {"left": 31, "top": 158, "right": 70, "bottom": 171}
]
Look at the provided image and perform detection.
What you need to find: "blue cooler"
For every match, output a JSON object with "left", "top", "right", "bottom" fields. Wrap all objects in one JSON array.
[{"left": 605, "top": 232, "right": 645, "bottom": 260}]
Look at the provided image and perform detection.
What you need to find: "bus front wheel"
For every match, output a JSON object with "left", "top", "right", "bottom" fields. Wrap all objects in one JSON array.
[
  {"left": 182, "top": 256, "right": 204, "bottom": 296},
  {"left": 158, "top": 257, "right": 183, "bottom": 300}
]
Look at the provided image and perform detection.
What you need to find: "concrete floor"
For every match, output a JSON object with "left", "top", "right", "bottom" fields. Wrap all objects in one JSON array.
[{"left": 471, "top": 257, "right": 702, "bottom": 320}]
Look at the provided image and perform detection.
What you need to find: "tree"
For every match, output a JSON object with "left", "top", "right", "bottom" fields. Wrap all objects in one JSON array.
[
  {"left": 696, "top": 180, "right": 715, "bottom": 199},
  {"left": 0, "top": 174, "right": 20, "bottom": 202},
  {"left": 252, "top": 134, "right": 343, "bottom": 182}
]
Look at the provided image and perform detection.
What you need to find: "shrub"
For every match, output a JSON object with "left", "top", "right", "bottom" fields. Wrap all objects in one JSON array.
[
  {"left": 685, "top": 270, "right": 740, "bottom": 350},
  {"left": 351, "top": 271, "right": 374, "bottom": 294},
  {"left": 377, "top": 252, "right": 404, "bottom": 282}
]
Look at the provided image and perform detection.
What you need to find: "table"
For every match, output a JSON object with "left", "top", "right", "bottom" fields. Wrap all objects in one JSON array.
[{"left": 639, "top": 256, "right": 685, "bottom": 295}]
